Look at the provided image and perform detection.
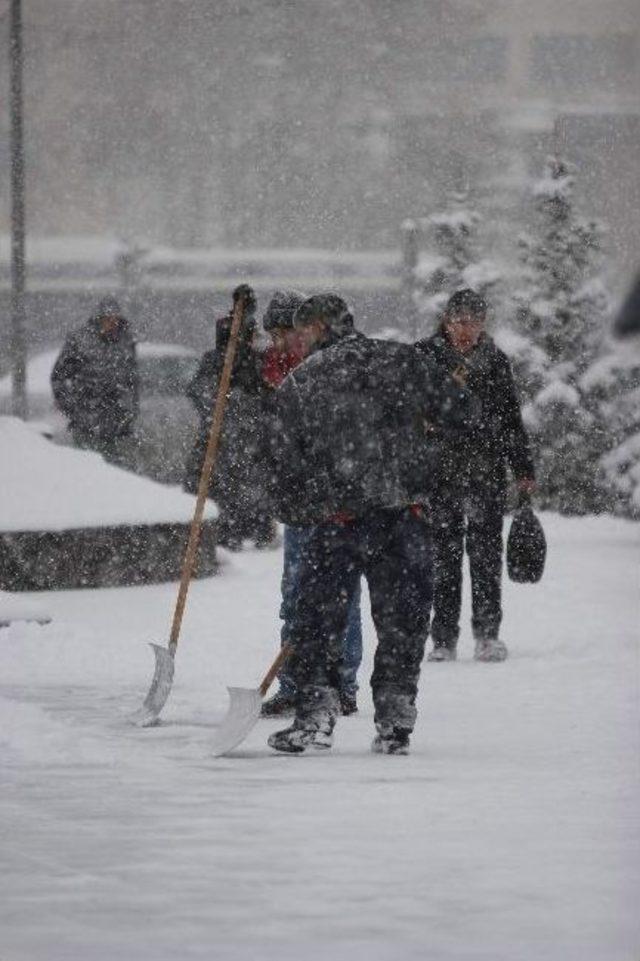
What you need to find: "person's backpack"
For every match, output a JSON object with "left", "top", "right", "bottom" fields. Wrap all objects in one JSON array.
[{"left": 507, "top": 496, "right": 547, "bottom": 583}]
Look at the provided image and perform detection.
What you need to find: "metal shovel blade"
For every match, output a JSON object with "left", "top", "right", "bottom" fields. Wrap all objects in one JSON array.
[
  {"left": 212, "top": 686, "right": 263, "bottom": 757},
  {"left": 129, "top": 643, "right": 175, "bottom": 727}
]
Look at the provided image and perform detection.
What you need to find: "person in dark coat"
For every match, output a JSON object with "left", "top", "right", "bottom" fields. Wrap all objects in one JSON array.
[
  {"left": 258, "top": 290, "right": 364, "bottom": 718},
  {"left": 266, "top": 293, "right": 479, "bottom": 756},
  {"left": 184, "top": 284, "right": 274, "bottom": 549},
  {"left": 51, "top": 296, "right": 139, "bottom": 461},
  {"left": 416, "top": 288, "right": 536, "bottom": 663}
]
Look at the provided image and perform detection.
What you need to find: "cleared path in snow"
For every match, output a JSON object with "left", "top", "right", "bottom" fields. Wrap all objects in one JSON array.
[{"left": 1, "top": 515, "right": 638, "bottom": 960}]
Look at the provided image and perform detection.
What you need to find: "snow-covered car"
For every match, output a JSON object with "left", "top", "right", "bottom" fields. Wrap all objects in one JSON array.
[{"left": 0, "top": 341, "right": 201, "bottom": 485}]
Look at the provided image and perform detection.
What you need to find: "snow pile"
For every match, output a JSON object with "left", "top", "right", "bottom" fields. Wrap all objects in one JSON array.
[{"left": 0, "top": 417, "right": 215, "bottom": 532}]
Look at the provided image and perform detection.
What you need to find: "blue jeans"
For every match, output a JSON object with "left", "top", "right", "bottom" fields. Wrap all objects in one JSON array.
[{"left": 278, "top": 524, "right": 362, "bottom": 697}]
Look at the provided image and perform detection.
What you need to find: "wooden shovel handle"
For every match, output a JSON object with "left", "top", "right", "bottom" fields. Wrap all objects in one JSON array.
[
  {"left": 168, "top": 296, "right": 246, "bottom": 651},
  {"left": 259, "top": 645, "right": 292, "bottom": 697}
]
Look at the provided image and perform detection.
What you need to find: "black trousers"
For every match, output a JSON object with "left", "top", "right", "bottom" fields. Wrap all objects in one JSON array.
[
  {"left": 286, "top": 507, "right": 433, "bottom": 718},
  {"left": 430, "top": 479, "right": 505, "bottom": 647}
]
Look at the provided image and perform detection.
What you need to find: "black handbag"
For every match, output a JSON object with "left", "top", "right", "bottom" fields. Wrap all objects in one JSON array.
[{"left": 507, "top": 495, "right": 547, "bottom": 583}]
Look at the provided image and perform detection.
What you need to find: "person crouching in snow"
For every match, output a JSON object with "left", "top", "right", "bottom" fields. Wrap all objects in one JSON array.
[
  {"left": 51, "top": 296, "right": 139, "bottom": 463},
  {"left": 267, "top": 293, "right": 479, "bottom": 755},
  {"left": 259, "top": 290, "right": 363, "bottom": 719},
  {"left": 184, "top": 284, "right": 275, "bottom": 549},
  {"left": 416, "top": 289, "right": 536, "bottom": 663}
]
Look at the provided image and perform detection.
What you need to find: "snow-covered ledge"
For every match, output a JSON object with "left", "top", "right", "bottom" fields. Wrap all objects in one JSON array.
[{"left": 0, "top": 418, "right": 218, "bottom": 590}]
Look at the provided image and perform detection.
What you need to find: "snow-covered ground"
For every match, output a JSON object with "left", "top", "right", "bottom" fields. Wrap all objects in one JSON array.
[{"left": 1, "top": 514, "right": 638, "bottom": 960}]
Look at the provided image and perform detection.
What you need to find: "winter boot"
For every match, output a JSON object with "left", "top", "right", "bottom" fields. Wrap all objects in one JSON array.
[
  {"left": 371, "top": 725, "right": 411, "bottom": 755},
  {"left": 372, "top": 690, "right": 417, "bottom": 756},
  {"left": 339, "top": 690, "right": 358, "bottom": 716},
  {"left": 260, "top": 688, "right": 296, "bottom": 718},
  {"left": 268, "top": 685, "right": 339, "bottom": 754},
  {"left": 427, "top": 643, "right": 457, "bottom": 662},
  {"left": 474, "top": 637, "right": 508, "bottom": 662}
]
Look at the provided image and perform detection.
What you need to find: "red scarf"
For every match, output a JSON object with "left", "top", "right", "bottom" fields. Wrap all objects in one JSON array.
[{"left": 262, "top": 343, "right": 306, "bottom": 388}]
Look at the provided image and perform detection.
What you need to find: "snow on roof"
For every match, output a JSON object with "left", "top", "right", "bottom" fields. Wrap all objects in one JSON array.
[{"left": 0, "top": 417, "right": 216, "bottom": 532}]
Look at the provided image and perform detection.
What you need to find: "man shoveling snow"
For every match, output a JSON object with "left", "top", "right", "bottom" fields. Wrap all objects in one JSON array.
[{"left": 265, "top": 294, "right": 479, "bottom": 755}]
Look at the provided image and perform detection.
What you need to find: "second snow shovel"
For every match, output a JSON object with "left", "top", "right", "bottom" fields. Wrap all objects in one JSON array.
[
  {"left": 212, "top": 646, "right": 291, "bottom": 757},
  {"left": 130, "top": 293, "right": 248, "bottom": 727}
]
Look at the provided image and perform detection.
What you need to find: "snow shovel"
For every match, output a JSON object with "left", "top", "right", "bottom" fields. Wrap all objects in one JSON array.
[
  {"left": 130, "top": 294, "right": 249, "bottom": 727},
  {"left": 212, "top": 645, "right": 291, "bottom": 757}
]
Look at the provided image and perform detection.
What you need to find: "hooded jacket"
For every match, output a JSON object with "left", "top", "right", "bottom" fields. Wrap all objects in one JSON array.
[{"left": 51, "top": 308, "right": 138, "bottom": 441}]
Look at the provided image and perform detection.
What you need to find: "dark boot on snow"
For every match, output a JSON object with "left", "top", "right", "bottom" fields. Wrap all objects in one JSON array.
[
  {"left": 372, "top": 690, "right": 417, "bottom": 756},
  {"left": 372, "top": 725, "right": 411, "bottom": 755},
  {"left": 261, "top": 689, "right": 296, "bottom": 718},
  {"left": 268, "top": 685, "right": 339, "bottom": 754}
]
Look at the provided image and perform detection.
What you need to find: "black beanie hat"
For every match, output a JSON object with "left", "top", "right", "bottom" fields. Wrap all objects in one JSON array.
[
  {"left": 232, "top": 284, "right": 257, "bottom": 315},
  {"left": 262, "top": 289, "right": 308, "bottom": 332},
  {"left": 294, "top": 293, "right": 354, "bottom": 336},
  {"left": 94, "top": 296, "right": 123, "bottom": 319},
  {"left": 445, "top": 288, "right": 488, "bottom": 318}
]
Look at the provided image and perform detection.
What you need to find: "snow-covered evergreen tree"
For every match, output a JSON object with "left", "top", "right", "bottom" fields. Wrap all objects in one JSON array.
[
  {"left": 505, "top": 156, "right": 639, "bottom": 515},
  {"left": 411, "top": 189, "right": 502, "bottom": 335}
]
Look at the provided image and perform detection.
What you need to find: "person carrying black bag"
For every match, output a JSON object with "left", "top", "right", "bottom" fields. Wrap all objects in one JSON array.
[{"left": 416, "top": 289, "right": 536, "bottom": 662}]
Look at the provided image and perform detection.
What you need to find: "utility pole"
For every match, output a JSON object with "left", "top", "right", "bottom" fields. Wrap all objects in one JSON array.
[{"left": 10, "top": 0, "right": 27, "bottom": 418}]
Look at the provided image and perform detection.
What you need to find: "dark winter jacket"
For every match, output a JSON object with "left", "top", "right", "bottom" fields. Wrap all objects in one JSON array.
[
  {"left": 268, "top": 330, "right": 479, "bottom": 527},
  {"left": 184, "top": 331, "right": 270, "bottom": 519},
  {"left": 416, "top": 330, "right": 535, "bottom": 487},
  {"left": 51, "top": 313, "right": 139, "bottom": 442}
]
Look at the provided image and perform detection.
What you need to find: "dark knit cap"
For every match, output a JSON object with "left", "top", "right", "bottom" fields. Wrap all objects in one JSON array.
[
  {"left": 232, "top": 284, "right": 257, "bottom": 314},
  {"left": 94, "top": 296, "right": 123, "bottom": 319},
  {"left": 293, "top": 293, "right": 354, "bottom": 335},
  {"left": 262, "top": 289, "right": 308, "bottom": 331},
  {"left": 445, "top": 288, "right": 488, "bottom": 318}
]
